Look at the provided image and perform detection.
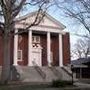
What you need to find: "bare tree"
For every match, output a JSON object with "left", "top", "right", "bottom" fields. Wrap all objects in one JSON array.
[
  {"left": 54, "top": 0, "right": 90, "bottom": 34},
  {"left": 71, "top": 38, "right": 90, "bottom": 59},
  {"left": 0, "top": 0, "right": 52, "bottom": 84}
]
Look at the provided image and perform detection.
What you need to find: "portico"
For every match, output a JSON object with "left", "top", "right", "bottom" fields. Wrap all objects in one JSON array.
[
  {"left": 12, "top": 11, "right": 70, "bottom": 67},
  {"left": 13, "top": 28, "right": 64, "bottom": 67}
]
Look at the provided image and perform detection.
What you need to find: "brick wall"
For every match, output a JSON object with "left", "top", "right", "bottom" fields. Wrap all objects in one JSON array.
[
  {"left": 62, "top": 33, "right": 70, "bottom": 65},
  {"left": 51, "top": 35, "right": 59, "bottom": 66},
  {"left": 41, "top": 34, "right": 48, "bottom": 66},
  {"left": 0, "top": 32, "right": 70, "bottom": 66},
  {"left": 18, "top": 33, "right": 28, "bottom": 65}
]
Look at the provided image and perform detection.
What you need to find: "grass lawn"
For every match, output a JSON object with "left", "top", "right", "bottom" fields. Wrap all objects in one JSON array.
[
  {"left": 0, "top": 85, "right": 60, "bottom": 90},
  {"left": 1, "top": 80, "right": 90, "bottom": 90},
  {"left": 0, "top": 80, "right": 76, "bottom": 90},
  {"left": 0, "top": 84, "right": 90, "bottom": 90},
  {"left": 0, "top": 84, "right": 79, "bottom": 90}
]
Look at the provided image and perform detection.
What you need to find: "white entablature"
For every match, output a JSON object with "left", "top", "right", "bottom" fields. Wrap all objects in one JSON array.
[{"left": 15, "top": 11, "right": 66, "bottom": 34}]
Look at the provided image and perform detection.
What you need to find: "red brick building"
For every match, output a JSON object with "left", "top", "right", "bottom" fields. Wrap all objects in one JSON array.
[{"left": 0, "top": 12, "right": 70, "bottom": 67}]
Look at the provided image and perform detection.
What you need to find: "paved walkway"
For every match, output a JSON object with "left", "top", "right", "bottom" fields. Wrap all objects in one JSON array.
[{"left": 74, "top": 81, "right": 90, "bottom": 88}]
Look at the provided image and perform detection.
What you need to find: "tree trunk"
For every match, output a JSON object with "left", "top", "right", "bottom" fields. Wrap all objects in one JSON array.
[
  {"left": 1, "top": 32, "right": 11, "bottom": 84},
  {"left": 85, "top": 53, "right": 88, "bottom": 58}
]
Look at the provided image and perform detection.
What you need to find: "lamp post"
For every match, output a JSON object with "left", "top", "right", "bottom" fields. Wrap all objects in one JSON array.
[{"left": 71, "top": 65, "right": 74, "bottom": 85}]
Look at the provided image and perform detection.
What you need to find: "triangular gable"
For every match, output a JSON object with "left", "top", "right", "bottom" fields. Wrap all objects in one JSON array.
[
  {"left": 15, "top": 11, "right": 66, "bottom": 30},
  {"left": 45, "top": 13, "right": 66, "bottom": 29}
]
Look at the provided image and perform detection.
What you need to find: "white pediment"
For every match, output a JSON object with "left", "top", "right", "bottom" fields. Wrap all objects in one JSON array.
[{"left": 15, "top": 11, "right": 66, "bottom": 30}]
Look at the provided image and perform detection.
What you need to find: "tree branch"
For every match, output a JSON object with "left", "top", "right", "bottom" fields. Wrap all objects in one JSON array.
[
  {"left": 0, "top": 10, "right": 3, "bottom": 15},
  {"left": 0, "top": 0, "right": 9, "bottom": 11},
  {"left": 15, "top": 9, "right": 46, "bottom": 35},
  {"left": 12, "top": 0, "right": 26, "bottom": 18},
  {"left": 0, "top": 21, "right": 4, "bottom": 33},
  {"left": 0, "top": 21, "right": 4, "bottom": 27},
  {"left": 14, "top": 0, "right": 50, "bottom": 35},
  {"left": 24, "top": 0, "right": 44, "bottom": 6}
]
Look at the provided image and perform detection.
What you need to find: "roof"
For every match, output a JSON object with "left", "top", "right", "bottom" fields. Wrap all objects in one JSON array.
[
  {"left": 72, "top": 65, "right": 88, "bottom": 68},
  {"left": 15, "top": 11, "right": 66, "bottom": 30},
  {"left": 71, "top": 57, "right": 90, "bottom": 65}
]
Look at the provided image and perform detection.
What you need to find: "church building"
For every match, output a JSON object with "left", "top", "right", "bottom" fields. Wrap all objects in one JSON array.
[{"left": 0, "top": 12, "right": 70, "bottom": 67}]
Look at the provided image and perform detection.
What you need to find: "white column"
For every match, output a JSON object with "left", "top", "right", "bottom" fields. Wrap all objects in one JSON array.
[
  {"left": 47, "top": 32, "right": 51, "bottom": 66},
  {"left": 13, "top": 29, "right": 18, "bottom": 65},
  {"left": 59, "top": 34, "right": 63, "bottom": 67},
  {"left": 28, "top": 30, "right": 32, "bottom": 66}
]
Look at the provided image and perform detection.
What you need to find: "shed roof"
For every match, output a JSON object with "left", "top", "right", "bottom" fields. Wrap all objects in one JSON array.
[{"left": 71, "top": 57, "right": 90, "bottom": 65}]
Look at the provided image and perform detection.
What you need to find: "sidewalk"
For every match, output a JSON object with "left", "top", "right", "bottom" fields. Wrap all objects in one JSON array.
[{"left": 74, "top": 81, "right": 90, "bottom": 88}]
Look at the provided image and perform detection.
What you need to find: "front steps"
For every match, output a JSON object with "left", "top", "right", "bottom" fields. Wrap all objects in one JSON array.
[
  {"left": 15, "top": 66, "right": 45, "bottom": 82},
  {"left": 10, "top": 66, "right": 72, "bottom": 82},
  {"left": 0, "top": 66, "right": 73, "bottom": 82}
]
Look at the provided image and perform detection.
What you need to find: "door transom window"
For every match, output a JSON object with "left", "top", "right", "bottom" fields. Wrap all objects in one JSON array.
[{"left": 32, "top": 36, "right": 40, "bottom": 43}]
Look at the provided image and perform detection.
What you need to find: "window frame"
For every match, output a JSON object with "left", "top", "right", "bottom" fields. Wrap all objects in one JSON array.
[
  {"left": 32, "top": 36, "right": 40, "bottom": 43},
  {"left": 17, "top": 50, "right": 22, "bottom": 61}
]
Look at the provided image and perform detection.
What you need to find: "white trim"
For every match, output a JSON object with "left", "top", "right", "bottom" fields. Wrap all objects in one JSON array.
[
  {"left": 50, "top": 51, "right": 53, "bottom": 63},
  {"left": 28, "top": 30, "right": 32, "bottom": 66},
  {"left": 17, "top": 50, "right": 22, "bottom": 61},
  {"left": 59, "top": 34, "right": 63, "bottom": 67},
  {"left": 15, "top": 24, "right": 66, "bottom": 34},
  {"left": 32, "top": 47, "right": 42, "bottom": 66},
  {"left": 47, "top": 32, "right": 51, "bottom": 66},
  {"left": 13, "top": 29, "right": 18, "bottom": 65},
  {"left": 32, "top": 36, "right": 40, "bottom": 43},
  {"left": 15, "top": 11, "right": 66, "bottom": 29}
]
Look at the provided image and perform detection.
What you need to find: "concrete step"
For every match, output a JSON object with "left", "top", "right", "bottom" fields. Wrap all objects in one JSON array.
[
  {"left": 41, "top": 67, "right": 59, "bottom": 82},
  {"left": 14, "top": 66, "right": 65, "bottom": 82},
  {"left": 15, "top": 66, "right": 44, "bottom": 82},
  {"left": 0, "top": 66, "right": 73, "bottom": 82},
  {"left": 61, "top": 66, "right": 78, "bottom": 81},
  {"left": 56, "top": 67, "right": 72, "bottom": 81},
  {"left": 63, "top": 66, "right": 72, "bottom": 74},
  {"left": 47, "top": 67, "right": 62, "bottom": 80}
]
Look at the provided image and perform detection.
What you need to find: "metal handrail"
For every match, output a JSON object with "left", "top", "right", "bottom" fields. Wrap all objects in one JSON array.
[{"left": 32, "top": 61, "right": 46, "bottom": 79}]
